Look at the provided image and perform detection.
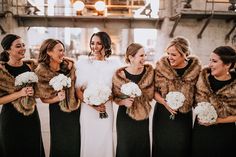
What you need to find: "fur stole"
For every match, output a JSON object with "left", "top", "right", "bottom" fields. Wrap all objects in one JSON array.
[
  {"left": 112, "top": 64, "right": 154, "bottom": 121},
  {"left": 35, "top": 59, "right": 79, "bottom": 112},
  {"left": 0, "top": 60, "right": 37, "bottom": 116},
  {"left": 196, "top": 67, "right": 236, "bottom": 118},
  {"left": 75, "top": 57, "right": 121, "bottom": 88},
  {"left": 155, "top": 56, "right": 201, "bottom": 113}
]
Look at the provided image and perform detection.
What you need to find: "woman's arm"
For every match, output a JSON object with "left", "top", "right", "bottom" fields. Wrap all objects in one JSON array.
[
  {"left": 216, "top": 116, "right": 236, "bottom": 124},
  {"left": 198, "top": 115, "right": 236, "bottom": 126},
  {"left": 0, "top": 87, "right": 32, "bottom": 105},
  {"left": 40, "top": 90, "right": 65, "bottom": 104},
  {"left": 154, "top": 91, "right": 177, "bottom": 115},
  {"left": 76, "top": 86, "right": 84, "bottom": 102}
]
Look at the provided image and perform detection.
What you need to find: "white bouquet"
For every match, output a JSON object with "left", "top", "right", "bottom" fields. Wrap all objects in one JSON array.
[
  {"left": 14, "top": 71, "right": 39, "bottom": 108},
  {"left": 121, "top": 82, "right": 142, "bottom": 98},
  {"left": 165, "top": 91, "right": 185, "bottom": 119},
  {"left": 49, "top": 74, "right": 71, "bottom": 91},
  {"left": 84, "top": 84, "right": 111, "bottom": 106},
  {"left": 15, "top": 72, "right": 38, "bottom": 86},
  {"left": 120, "top": 82, "right": 142, "bottom": 108},
  {"left": 49, "top": 74, "right": 71, "bottom": 110},
  {"left": 194, "top": 102, "right": 218, "bottom": 124},
  {"left": 83, "top": 84, "right": 111, "bottom": 119}
]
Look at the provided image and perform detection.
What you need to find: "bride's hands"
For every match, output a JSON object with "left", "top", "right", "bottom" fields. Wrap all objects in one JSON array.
[{"left": 89, "top": 103, "right": 106, "bottom": 112}]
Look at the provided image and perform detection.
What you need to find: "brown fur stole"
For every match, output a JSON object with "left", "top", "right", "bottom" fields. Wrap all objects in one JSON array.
[
  {"left": 154, "top": 56, "right": 201, "bottom": 113},
  {"left": 196, "top": 67, "right": 236, "bottom": 118},
  {"left": 0, "top": 60, "right": 37, "bottom": 116},
  {"left": 35, "top": 59, "right": 79, "bottom": 112},
  {"left": 112, "top": 64, "right": 154, "bottom": 121}
]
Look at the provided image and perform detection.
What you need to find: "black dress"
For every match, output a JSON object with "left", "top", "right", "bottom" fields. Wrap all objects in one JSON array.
[
  {"left": 49, "top": 69, "right": 80, "bottom": 157},
  {"left": 192, "top": 74, "right": 236, "bottom": 157},
  {"left": 152, "top": 63, "right": 193, "bottom": 157},
  {"left": 0, "top": 63, "right": 45, "bottom": 157},
  {"left": 116, "top": 68, "right": 150, "bottom": 157}
]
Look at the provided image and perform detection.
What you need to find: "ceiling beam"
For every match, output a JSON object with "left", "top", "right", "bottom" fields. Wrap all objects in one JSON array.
[{"left": 14, "top": 15, "right": 163, "bottom": 29}]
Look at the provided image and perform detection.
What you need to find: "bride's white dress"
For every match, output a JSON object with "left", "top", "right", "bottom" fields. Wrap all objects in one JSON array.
[{"left": 75, "top": 57, "right": 120, "bottom": 157}]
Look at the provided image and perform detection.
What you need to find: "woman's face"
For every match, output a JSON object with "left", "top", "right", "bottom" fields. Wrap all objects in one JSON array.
[
  {"left": 167, "top": 45, "right": 186, "bottom": 68},
  {"left": 90, "top": 35, "right": 105, "bottom": 60},
  {"left": 8, "top": 38, "right": 26, "bottom": 61},
  {"left": 129, "top": 48, "right": 146, "bottom": 68},
  {"left": 47, "top": 43, "right": 65, "bottom": 64},
  {"left": 209, "top": 52, "right": 230, "bottom": 77}
]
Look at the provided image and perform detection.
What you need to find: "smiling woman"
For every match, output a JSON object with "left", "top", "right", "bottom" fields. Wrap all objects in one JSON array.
[
  {"left": 35, "top": 38, "right": 80, "bottom": 157},
  {"left": 192, "top": 46, "right": 236, "bottom": 157},
  {"left": 152, "top": 36, "right": 201, "bottom": 157},
  {"left": 112, "top": 43, "right": 154, "bottom": 157},
  {"left": 75, "top": 31, "right": 119, "bottom": 157},
  {"left": 0, "top": 34, "right": 45, "bottom": 157}
]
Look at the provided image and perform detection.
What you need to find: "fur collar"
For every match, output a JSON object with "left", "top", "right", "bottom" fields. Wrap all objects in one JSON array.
[
  {"left": 112, "top": 64, "right": 154, "bottom": 120},
  {"left": 75, "top": 57, "right": 121, "bottom": 88},
  {"left": 155, "top": 56, "right": 201, "bottom": 113},
  {"left": 0, "top": 60, "right": 37, "bottom": 116},
  {"left": 196, "top": 67, "right": 236, "bottom": 117},
  {"left": 156, "top": 55, "right": 201, "bottom": 81},
  {"left": 35, "top": 59, "right": 79, "bottom": 112}
]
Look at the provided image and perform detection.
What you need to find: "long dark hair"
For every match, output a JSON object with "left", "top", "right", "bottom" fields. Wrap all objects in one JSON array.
[
  {"left": 213, "top": 46, "right": 236, "bottom": 69},
  {"left": 89, "top": 31, "right": 112, "bottom": 58},
  {"left": 0, "top": 34, "right": 20, "bottom": 62}
]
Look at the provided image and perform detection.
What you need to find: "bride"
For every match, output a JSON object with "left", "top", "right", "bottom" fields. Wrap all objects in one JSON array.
[{"left": 75, "top": 31, "right": 120, "bottom": 157}]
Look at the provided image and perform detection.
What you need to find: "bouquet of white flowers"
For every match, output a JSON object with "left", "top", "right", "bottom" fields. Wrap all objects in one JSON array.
[
  {"left": 83, "top": 84, "right": 111, "bottom": 119},
  {"left": 120, "top": 82, "right": 142, "bottom": 108},
  {"left": 49, "top": 74, "right": 71, "bottom": 109},
  {"left": 15, "top": 71, "right": 38, "bottom": 86},
  {"left": 165, "top": 91, "right": 186, "bottom": 120},
  {"left": 49, "top": 74, "right": 71, "bottom": 91},
  {"left": 121, "top": 82, "right": 142, "bottom": 98},
  {"left": 194, "top": 102, "right": 218, "bottom": 124},
  {"left": 15, "top": 71, "right": 38, "bottom": 107}
]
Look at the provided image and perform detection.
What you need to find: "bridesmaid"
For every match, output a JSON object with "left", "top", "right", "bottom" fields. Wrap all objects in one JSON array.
[
  {"left": 35, "top": 38, "right": 80, "bottom": 157},
  {"left": 152, "top": 36, "right": 201, "bottom": 157},
  {"left": 192, "top": 46, "right": 236, "bottom": 157},
  {"left": 112, "top": 43, "right": 154, "bottom": 157},
  {"left": 0, "top": 34, "right": 45, "bottom": 157}
]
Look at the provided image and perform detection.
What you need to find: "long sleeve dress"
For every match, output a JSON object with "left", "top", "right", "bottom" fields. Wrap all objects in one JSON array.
[
  {"left": 75, "top": 57, "right": 119, "bottom": 157},
  {"left": 0, "top": 61, "right": 45, "bottom": 157},
  {"left": 152, "top": 56, "right": 201, "bottom": 157},
  {"left": 192, "top": 67, "right": 236, "bottom": 157}
]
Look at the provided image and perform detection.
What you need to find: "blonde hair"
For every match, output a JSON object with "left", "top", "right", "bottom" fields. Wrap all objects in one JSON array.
[
  {"left": 125, "top": 43, "right": 143, "bottom": 63},
  {"left": 166, "top": 36, "right": 191, "bottom": 57}
]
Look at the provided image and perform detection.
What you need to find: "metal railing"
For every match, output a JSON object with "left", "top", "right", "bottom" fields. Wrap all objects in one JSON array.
[{"left": 0, "top": 0, "right": 147, "bottom": 17}]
